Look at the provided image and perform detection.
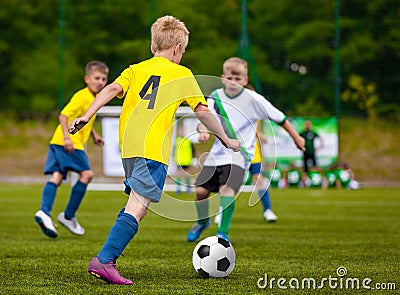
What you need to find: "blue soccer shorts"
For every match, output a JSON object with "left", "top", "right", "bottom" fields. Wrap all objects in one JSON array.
[
  {"left": 249, "top": 162, "right": 262, "bottom": 175},
  {"left": 122, "top": 157, "right": 168, "bottom": 203},
  {"left": 43, "top": 144, "right": 91, "bottom": 180}
]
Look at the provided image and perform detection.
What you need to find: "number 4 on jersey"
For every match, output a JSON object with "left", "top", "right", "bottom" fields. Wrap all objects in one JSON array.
[{"left": 139, "top": 75, "right": 160, "bottom": 109}]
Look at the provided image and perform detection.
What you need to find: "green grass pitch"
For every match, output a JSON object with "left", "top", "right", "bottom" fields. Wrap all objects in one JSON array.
[{"left": 0, "top": 184, "right": 399, "bottom": 294}]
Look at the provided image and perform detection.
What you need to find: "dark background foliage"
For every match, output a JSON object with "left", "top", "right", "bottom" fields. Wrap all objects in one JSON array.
[{"left": 0, "top": 0, "right": 399, "bottom": 119}]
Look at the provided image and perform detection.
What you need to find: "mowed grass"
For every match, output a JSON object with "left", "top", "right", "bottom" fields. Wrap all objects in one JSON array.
[{"left": 0, "top": 184, "right": 399, "bottom": 294}]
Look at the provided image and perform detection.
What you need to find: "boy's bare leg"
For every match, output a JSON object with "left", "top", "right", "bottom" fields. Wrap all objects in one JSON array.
[{"left": 124, "top": 190, "right": 151, "bottom": 222}]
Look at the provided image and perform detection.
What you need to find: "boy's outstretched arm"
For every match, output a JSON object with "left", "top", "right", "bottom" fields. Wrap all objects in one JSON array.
[
  {"left": 69, "top": 83, "right": 122, "bottom": 134},
  {"left": 194, "top": 103, "right": 240, "bottom": 152},
  {"left": 91, "top": 129, "right": 104, "bottom": 146},
  {"left": 59, "top": 114, "right": 75, "bottom": 154},
  {"left": 196, "top": 123, "right": 210, "bottom": 143},
  {"left": 281, "top": 119, "right": 305, "bottom": 151}
]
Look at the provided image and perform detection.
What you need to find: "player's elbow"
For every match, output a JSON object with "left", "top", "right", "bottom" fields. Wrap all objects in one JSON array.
[
  {"left": 194, "top": 103, "right": 209, "bottom": 114},
  {"left": 194, "top": 104, "right": 210, "bottom": 120},
  {"left": 58, "top": 113, "right": 68, "bottom": 122},
  {"left": 106, "top": 83, "right": 123, "bottom": 97}
]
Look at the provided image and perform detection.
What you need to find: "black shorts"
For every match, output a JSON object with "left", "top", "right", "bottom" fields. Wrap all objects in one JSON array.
[{"left": 195, "top": 164, "right": 245, "bottom": 194}]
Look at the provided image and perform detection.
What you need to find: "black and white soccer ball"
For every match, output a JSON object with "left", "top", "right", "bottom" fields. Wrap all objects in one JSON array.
[{"left": 192, "top": 236, "right": 236, "bottom": 278}]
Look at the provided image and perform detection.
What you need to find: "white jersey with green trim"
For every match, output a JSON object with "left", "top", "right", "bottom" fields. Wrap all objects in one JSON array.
[{"left": 202, "top": 88, "right": 286, "bottom": 169}]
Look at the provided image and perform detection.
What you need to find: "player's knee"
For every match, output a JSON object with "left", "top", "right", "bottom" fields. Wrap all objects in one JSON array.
[
  {"left": 195, "top": 187, "right": 209, "bottom": 200},
  {"left": 49, "top": 173, "right": 63, "bottom": 186},
  {"left": 80, "top": 170, "right": 94, "bottom": 183},
  {"left": 255, "top": 182, "right": 265, "bottom": 190},
  {"left": 219, "top": 185, "right": 235, "bottom": 196}
]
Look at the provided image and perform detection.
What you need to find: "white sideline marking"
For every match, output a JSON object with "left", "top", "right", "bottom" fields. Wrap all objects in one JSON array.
[{"left": 88, "top": 183, "right": 255, "bottom": 192}]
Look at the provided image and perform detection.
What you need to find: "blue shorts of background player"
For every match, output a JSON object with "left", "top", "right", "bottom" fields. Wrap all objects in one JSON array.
[
  {"left": 44, "top": 144, "right": 91, "bottom": 179},
  {"left": 35, "top": 144, "right": 98, "bottom": 238},
  {"left": 249, "top": 162, "right": 262, "bottom": 175},
  {"left": 249, "top": 162, "right": 278, "bottom": 222}
]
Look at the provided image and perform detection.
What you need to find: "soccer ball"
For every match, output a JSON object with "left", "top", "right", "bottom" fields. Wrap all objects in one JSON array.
[{"left": 192, "top": 236, "right": 236, "bottom": 278}]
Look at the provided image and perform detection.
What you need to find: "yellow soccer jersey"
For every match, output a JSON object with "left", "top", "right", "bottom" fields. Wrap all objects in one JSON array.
[
  {"left": 115, "top": 57, "right": 207, "bottom": 165},
  {"left": 251, "top": 121, "right": 263, "bottom": 164},
  {"left": 174, "top": 136, "right": 193, "bottom": 167},
  {"left": 50, "top": 87, "right": 96, "bottom": 150},
  {"left": 252, "top": 138, "right": 262, "bottom": 164}
]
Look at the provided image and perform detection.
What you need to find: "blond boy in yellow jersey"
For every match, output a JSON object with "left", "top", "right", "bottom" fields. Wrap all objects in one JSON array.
[
  {"left": 34, "top": 61, "right": 108, "bottom": 239},
  {"left": 69, "top": 15, "right": 240, "bottom": 285}
]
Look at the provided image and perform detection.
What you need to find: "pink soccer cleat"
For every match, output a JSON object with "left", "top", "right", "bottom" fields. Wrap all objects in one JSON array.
[{"left": 88, "top": 256, "right": 132, "bottom": 285}]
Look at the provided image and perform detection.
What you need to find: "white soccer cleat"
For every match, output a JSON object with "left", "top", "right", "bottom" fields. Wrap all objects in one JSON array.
[
  {"left": 57, "top": 212, "right": 85, "bottom": 235},
  {"left": 34, "top": 210, "right": 58, "bottom": 238},
  {"left": 264, "top": 209, "right": 278, "bottom": 222}
]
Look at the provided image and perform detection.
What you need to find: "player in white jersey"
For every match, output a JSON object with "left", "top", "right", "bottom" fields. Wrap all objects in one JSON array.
[{"left": 186, "top": 57, "right": 305, "bottom": 243}]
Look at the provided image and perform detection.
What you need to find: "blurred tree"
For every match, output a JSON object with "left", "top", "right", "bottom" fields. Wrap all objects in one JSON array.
[
  {"left": 341, "top": 74, "right": 379, "bottom": 120},
  {"left": 248, "top": 0, "right": 336, "bottom": 113},
  {"left": 0, "top": 0, "right": 399, "bottom": 119},
  {"left": 0, "top": 0, "right": 59, "bottom": 117},
  {"left": 340, "top": 0, "right": 400, "bottom": 118}
]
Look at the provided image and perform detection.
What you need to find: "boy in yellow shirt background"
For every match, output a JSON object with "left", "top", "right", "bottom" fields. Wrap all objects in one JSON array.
[{"left": 34, "top": 61, "right": 108, "bottom": 238}]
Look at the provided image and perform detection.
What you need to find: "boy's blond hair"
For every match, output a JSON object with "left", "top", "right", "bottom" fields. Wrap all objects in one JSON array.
[
  {"left": 85, "top": 61, "right": 109, "bottom": 76},
  {"left": 151, "top": 15, "right": 189, "bottom": 53},
  {"left": 223, "top": 57, "right": 248, "bottom": 76}
]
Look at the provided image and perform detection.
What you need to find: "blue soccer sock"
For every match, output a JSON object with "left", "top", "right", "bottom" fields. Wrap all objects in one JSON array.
[
  {"left": 196, "top": 198, "right": 210, "bottom": 225},
  {"left": 259, "top": 189, "right": 271, "bottom": 212},
  {"left": 64, "top": 180, "right": 87, "bottom": 219},
  {"left": 40, "top": 181, "right": 58, "bottom": 216},
  {"left": 185, "top": 178, "right": 192, "bottom": 194},
  {"left": 97, "top": 208, "right": 139, "bottom": 264}
]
